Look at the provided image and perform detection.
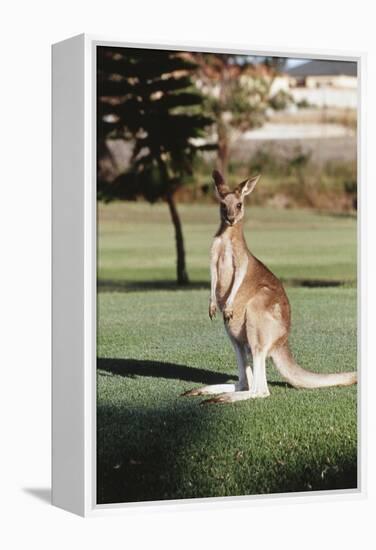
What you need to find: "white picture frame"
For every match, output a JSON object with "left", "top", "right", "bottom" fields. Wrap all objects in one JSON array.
[{"left": 52, "top": 33, "right": 366, "bottom": 517}]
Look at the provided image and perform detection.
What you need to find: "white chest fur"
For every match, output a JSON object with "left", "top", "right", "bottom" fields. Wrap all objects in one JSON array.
[
  {"left": 218, "top": 236, "right": 234, "bottom": 273},
  {"left": 215, "top": 234, "right": 248, "bottom": 307},
  {"left": 215, "top": 236, "right": 235, "bottom": 302}
]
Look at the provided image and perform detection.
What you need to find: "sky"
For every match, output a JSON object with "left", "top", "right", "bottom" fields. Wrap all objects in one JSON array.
[
  {"left": 246, "top": 56, "right": 309, "bottom": 68},
  {"left": 286, "top": 58, "right": 308, "bottom": 68}
]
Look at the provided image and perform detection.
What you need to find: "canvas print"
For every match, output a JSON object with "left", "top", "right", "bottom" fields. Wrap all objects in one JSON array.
[{"left": 96, "top": 46, "right": 358, "bottom": 505}]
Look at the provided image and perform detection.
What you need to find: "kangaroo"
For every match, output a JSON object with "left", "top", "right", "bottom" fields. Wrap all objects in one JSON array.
[{"left": 184, "top": 170, "right": 357, "bottom": 404}]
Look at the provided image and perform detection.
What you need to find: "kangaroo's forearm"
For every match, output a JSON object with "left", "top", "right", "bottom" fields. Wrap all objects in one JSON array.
[
  {"left": 226, "top": 259, "right": 248, "bottom": 307},
  {"left": 210, "top": 238, "right": 221, "bottom": 303},
  {"left": 210, "top": 260, "right": 218, "bottom": 302}
]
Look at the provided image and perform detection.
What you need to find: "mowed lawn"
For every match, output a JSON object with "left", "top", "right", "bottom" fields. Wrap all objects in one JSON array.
[{"left": 97, "top": 202, "right": 357, "bottom": 504}]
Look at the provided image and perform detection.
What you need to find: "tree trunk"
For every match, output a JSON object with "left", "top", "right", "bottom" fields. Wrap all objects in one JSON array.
[
  {"left": 217, "top": 121, "right": 229, "bottom": 175},
  {"left": 166, "top": 192, "right": 189, "bottom": 285}
]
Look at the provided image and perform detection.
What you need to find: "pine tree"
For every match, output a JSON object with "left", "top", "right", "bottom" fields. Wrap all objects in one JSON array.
[{"left": 97, "top": 47, "right": 214, "bottom": 285}]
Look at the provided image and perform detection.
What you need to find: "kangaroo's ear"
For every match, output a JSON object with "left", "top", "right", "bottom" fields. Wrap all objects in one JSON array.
[
  {"left": 212, "top": 170, "right": 230, "bottom": 200},
  {"left": 237, "top": 175, "right": 260, "bottom": 197}
]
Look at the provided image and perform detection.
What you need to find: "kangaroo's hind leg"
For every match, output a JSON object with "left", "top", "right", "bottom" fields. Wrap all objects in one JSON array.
[
  {"left": 204, "top": 345, "right": 269, "bottom": 403},
  {"left": 202, "top": 312, "right": 279, "bottom": 403},
  {"left": 226, "top": 330, "right": 253, "bottom": 391},
  {"left": 249, "top": 347, "right": 269, "bottom": 398},
  {"left": 182, "top": 335, "right": 250, "bottom": 397},
  {"left": 182, "top": 383, "right": 237, "bottom": 397},
  {"left": 245, "top": 300, "right": 288, "bottom": 398},
  {"left": 200, "top": 337, "right": 256, "bottom": 404}
]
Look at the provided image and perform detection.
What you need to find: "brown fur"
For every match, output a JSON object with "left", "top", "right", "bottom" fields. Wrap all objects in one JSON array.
[{"left": 208, "top": 170, "right": 357, "bottom": 396}]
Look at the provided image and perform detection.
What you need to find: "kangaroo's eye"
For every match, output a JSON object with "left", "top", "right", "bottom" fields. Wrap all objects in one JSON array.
[{"left": 237, "top": 203, "right": 242, "bottom": 210}]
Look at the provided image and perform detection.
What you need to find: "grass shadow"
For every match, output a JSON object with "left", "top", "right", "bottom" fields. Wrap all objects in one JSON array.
[
  {"left": 97, "top": 398, "right": 357, "bottom": 505},
  {"left": 98, "top": 279, "right": 210, "bottom": 293},
  {"left": 98, "top": 278, "right": 350, "bottom": 293},
  {"left": 320, "top": 210, "right": 357, "bottom": 220},
  {"left": 281, "top": 278, "right": 346, "bottom": 288}
]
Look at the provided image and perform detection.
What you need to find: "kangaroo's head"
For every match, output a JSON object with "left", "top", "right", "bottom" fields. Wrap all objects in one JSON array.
[{"left": 212, "top": 170, "right": 260, "bottom": 226}]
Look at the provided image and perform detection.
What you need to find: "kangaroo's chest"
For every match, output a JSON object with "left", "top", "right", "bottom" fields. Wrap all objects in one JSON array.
[
  {"left": 216, "top": 237, "right": 235, "bottom": 300},
  {"left": 218, "top": 237, "right": 234, "bottom": 272}
]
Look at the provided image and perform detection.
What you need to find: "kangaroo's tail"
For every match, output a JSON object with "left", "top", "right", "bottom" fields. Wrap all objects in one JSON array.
[{"left": 271, "top": 343, "right": 357, "bottom": 389}]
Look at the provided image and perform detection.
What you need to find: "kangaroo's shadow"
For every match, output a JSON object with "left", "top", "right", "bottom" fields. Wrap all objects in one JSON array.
[
  {"left": 97, "top": 358, "right": 289, "bottom": 388},
  {"left": 98, "top": 357, "right": 236, "bottom": 384}
]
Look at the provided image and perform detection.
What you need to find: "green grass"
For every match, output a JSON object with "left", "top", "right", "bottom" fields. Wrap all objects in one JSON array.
[
  {"left": 97, "top": 202, "right": 357, "bottom": 504},
  {"left": 98, "top": 203, "right": 357, "bottom": 286}
]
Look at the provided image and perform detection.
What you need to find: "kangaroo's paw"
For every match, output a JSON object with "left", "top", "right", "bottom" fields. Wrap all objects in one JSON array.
[
  {"left": 223, "top": 306, "right": 233, "bottom": 322},
  {"left": 209, "top": 302, "right": 217, "bottom": 320},
  {"left": 182, "top": 383, "right": 236, "bottom": 397}
]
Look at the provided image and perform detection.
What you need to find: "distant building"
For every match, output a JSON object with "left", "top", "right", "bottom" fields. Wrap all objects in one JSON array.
[
  {"left": 282, "top": 60, "right": 358, "bottom": 108},
  {"left": 287, "top": 60, "right": 357, "bottom": 89}
]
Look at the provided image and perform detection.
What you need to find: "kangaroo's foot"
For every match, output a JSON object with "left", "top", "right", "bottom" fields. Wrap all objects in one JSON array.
[
  {"left": 202, "top": 388, "right": 270, "bottom": 404},
  {"left": 182, "top": 383, "right": 238, "bottom": 397},
  {"left": 249, "top": 380, "right": 270, "bottom": 399}
]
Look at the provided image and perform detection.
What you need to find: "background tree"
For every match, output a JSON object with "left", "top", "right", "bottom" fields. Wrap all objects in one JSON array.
[
  {"left": 97, "top": 47, "right": 214, "bottom": 285},
  {"left": 193, "top": 54, "right": 289, "bottom": 173}
]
